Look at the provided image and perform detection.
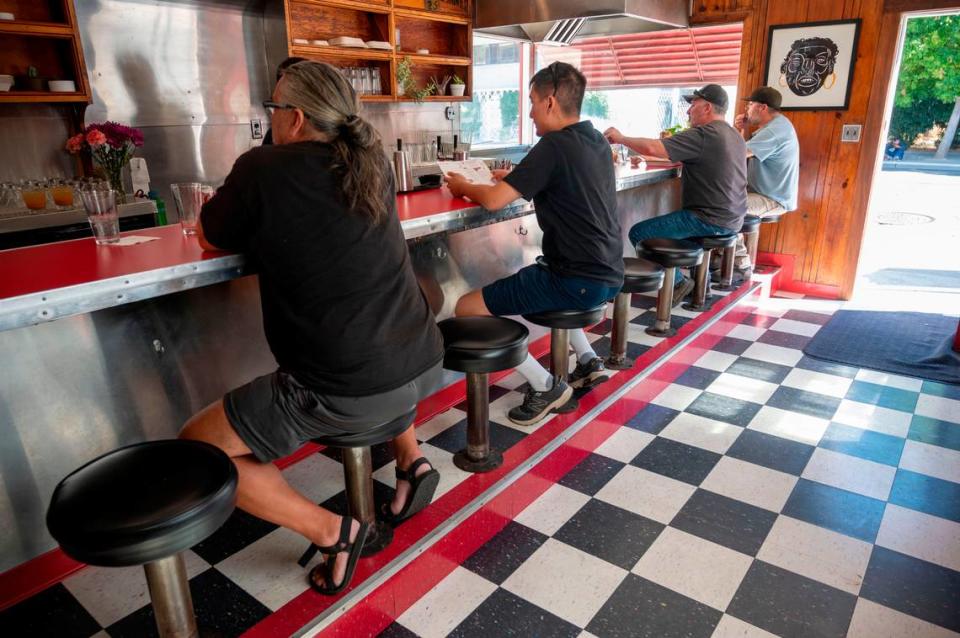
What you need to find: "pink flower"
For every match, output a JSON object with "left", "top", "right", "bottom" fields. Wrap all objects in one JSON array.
[
  {"left": 65, "top": 134, "right": 84, "bottom": 153},
  {"left": 86, "top": 129, "right": 107, "bottom": 147}
]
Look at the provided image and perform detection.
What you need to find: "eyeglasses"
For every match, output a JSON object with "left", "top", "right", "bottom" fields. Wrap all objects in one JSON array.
[
  {"left": 545, "top": 62, "right": 560, "bottom": 98},
  {"left": 262, "top": 100, "right": 297, "bottom": 115}
]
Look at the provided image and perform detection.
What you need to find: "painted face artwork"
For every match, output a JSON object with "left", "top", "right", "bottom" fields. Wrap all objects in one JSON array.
[{"left": 780, "top": 37, "right": 840, "bottom": 97}]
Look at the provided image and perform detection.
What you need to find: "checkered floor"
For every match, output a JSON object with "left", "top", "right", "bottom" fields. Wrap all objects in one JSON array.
[
  {"left": 0, "top": 284, "right": 744, "bottom": 637},
  {"left": 373, "top": 298, "right": 960, "bottom": 638}
]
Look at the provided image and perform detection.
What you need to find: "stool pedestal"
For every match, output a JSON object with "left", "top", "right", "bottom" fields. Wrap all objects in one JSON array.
[
  {"left": 145, "top": 555, "right": 197, "bottom": 638},
  {"left": 606, "top": 292, "right": 633, "bottom": 369},
  {"left": 342, "top": 447, "right": 393, "bottom": 555},
  {"left": 453, "top": 372, "right": 504, "bottom": 472},
  {"left": 649, "top": 273, "right": 677, "bottom": 336}
]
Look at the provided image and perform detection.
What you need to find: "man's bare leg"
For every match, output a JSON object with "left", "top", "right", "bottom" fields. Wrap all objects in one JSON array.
[
  {"left": 180, "top": 401, "right": 357, "bottom": 585},
  {"left": 388, "top": 425, "right": 434, "bottom": 515}
]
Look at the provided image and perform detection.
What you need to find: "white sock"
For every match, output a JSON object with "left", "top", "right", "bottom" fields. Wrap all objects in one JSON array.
[
  {"left": 569, "top": 329, "right": 598, "bottom": 364},
  {"left": 515, "top": 353, "right": 553, "bottom": 391}
]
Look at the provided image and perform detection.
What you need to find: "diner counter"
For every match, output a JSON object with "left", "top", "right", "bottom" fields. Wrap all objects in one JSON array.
[{"left": 0, "top": 164, "right": 679, "bottom": 333}]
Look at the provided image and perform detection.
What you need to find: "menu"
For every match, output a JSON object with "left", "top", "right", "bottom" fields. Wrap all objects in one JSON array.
[{"left": 437, "top": 160, "right": 496, "bottom": 186}]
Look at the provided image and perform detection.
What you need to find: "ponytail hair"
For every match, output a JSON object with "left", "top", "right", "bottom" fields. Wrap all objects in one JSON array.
[{"left": 279, "top": 61, "right": 391, "bottom": 224}]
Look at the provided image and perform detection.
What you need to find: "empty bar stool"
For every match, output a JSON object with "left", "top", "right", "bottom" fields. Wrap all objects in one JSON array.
[
  {"left": 47, "top": 440, "right": 238, "bottom": 638},
  {"left": 301, "top": 409, "right": 417, "bottom": 558},
  {"left": 638, "top": 238, "right": 703, "bottom": 338},
  {"left": 438, "top": 317, "right": 529, "bottom": 472},
  {"left": 684, "top": 233, "right": 737, "bottom": 311},
  {"left": 606, "top": 257, "right": 665, "bottom": 369},
  {"left": 714, "top": 215, "right": 761, "bottom": 291},
  {"left": 523, "top": 304, "right": 607, "bottom": 385}
]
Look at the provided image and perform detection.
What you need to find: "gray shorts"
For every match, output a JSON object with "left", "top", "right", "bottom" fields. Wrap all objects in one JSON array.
[{"left": 223, "top": 362, "right": 444, "bottom": 462}]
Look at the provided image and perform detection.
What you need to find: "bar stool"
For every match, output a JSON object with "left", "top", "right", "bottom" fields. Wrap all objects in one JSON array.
[
  {"left": 47, "top": 440, "right": 238, "bottom": 638},
  {"left": 684, "top": 234, "right": 737, "bottom": 311},
  {"left": 438, "top": 317, "right": 529, "bottom": 472},
  {"left": 638, "top": 238, "right": 703, "bottom": 338},
  {"left": 606, "top": 257, "right": 664, "bottom": 369},
  {"left": 714, "top": 215, "right": 761, "bottom": 291},
  {"left": 523, "top": 304, "right": 607, "bottom": 385},
  {"left": 302, "top": 409, "right": 417, "bottom": 557}
]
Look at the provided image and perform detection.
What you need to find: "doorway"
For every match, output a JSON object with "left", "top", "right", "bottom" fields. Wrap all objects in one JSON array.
[{"left": 854, "top": 10, "right": 960, "bottom": 315}]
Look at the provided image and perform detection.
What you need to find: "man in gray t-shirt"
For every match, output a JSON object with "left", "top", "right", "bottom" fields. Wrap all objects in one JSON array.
[{"left": 605, "top": 84, "right": 747, "bottom": 305}]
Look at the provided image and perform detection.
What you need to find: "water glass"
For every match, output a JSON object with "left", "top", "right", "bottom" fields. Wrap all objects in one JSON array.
[
  {"left": 80, "top": 187, "right": 120, "bottom": 245},
  {"left": 170, "top": 182, "right": 203, "bottom": 235},
  {"left": 21, "top": 180, "right": 46, "bottom": 211},
  {"left": 371, "top": 68, "right": 381, "bottom": 95}
]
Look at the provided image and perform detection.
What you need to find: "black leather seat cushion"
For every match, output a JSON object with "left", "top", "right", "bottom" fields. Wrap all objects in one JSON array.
[
  {"left": 313, "top": 409, "right": 416, "bottom": 448},
  {"left": 622, "top": 257, "right": 664, "bottom": 294},
  {"left": 523, "top": 303, "right": 606, "bottom": 330},
  {"left": 697, "top": 233, "right": 738, "bottom": 250},
  {"left": 740, "top": 214, "right": 761, "bottom": 233},
  {"left": 638, "top": 238, "right": 704, "bottom": 268},
  {"left": 47, "top": 440, "right": 237, "bottom": 567},
  {"left": 439, "top": 316, "right": 529, "bottom": 373}
]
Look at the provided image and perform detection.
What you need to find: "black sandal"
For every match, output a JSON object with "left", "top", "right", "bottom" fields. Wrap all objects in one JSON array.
[
  {"left": 297, "top": 517, "right": 370, "bottom": 596},
  {"left": 380, "top": 457, "right": 440, "bottom": 525}
]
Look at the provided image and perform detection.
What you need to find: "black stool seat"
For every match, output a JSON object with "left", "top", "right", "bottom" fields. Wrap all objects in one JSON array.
[
  {"left": 639, "top": 238, "right": 703, "bottom": 268},
  {"left": 740, "top": 215, "right": 761, "bottom": 233},
  {"left": 47, "top": 440, "right": 237, "bottom": 567},
  {"left": 523, "top": 304, "right": 606, "bottom": 329},
  {"left": 622, "top": 257, "right": 665, "bottom": 294},
  {"left": 313, "top": 409, "right": 416, "bottom": 448},
  {"left": 438, "top": 317, "right": 529, "bottom": 373},
  {"left": 697, "top": 233, "right": 738, "bottom": 250},
  {"left": 760, "top": 212, "right": 784, "bottom": 223}
]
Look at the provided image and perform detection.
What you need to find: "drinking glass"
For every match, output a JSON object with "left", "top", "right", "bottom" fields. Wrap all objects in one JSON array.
[
  {"left": 371, "top": 68, "right": 381, "bottom": 95},
  {"left": 80, "top": 187, "right": 120, "bottom": 244},
  {"left": 49, "top": 178, "right": 75, "bottom": 208},
  {"left": 170, "top": 182, "right": 203, "bottom": 235},
  {"left": 21, "top": 180, "right": 46, "bottom": 211}
]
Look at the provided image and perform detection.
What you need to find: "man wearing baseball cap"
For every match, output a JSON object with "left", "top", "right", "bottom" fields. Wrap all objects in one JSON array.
[
  {"left": 726, "top": 86, "right": 799, "bottom": 278},
  {"left": 605, "top": 84, "right": 747, "bottom": 305}
]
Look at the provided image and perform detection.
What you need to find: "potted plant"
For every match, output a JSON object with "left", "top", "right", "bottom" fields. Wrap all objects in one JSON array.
[
  {"left": 449, "top": 74, "right": 466, "bottom": 97},
  {"left": 65, "top": 122, "right": 144, "bottom": 203},
  {"left": 397, "top": 57, "right": 435, "bottom": 103},
  {"left": 19, "top": 66, "right": 47, "bottom": 92}
]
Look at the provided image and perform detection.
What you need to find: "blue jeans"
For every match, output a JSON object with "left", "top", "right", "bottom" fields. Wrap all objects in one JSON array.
[
  {"left": 482, "top": 263, "right": 622, "bottom": 317},
  {"left": 629, "top": 210, "right": 732, "bottom": 282}
]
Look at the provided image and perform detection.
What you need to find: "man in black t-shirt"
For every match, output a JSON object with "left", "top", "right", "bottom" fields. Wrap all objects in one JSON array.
[
  {"left": 446, "top": 62, "right": 623, "bottom": 426},
  {"left": 604, "top": 84, "right": 747, "bottom": 305},
  {"left": 179, "top": 62, "right": 444, "bottom": 595}
]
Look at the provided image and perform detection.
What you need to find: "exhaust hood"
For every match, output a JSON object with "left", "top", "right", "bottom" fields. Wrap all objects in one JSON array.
[{"left": 474, "top": 0, "right": 689, "bottom": 46}]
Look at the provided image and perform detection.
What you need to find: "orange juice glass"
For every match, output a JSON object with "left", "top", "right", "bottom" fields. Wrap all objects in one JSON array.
[
  {"left": 52, "top": 185, "right": 74, "bottom": 207},
  {"left": 22, "top": 189, "right": 47, "bottom": 210}
]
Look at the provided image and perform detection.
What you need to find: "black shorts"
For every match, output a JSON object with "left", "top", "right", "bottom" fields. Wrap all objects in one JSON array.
[{"left": 223, "top": 362, "right": 444, "bottom": 462}]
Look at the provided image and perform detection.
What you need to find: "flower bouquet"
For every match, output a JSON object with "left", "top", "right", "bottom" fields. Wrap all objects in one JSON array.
[{"left": 66, "top": 122, "right": 144, "bottom": 203}]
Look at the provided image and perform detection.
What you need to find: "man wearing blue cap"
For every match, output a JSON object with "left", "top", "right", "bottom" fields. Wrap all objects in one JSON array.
[{"left": 605, "top": 84, "right": 747, "bottom": 305}]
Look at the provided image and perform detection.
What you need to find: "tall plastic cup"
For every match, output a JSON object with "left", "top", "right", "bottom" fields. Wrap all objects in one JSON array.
[
  {"left": 79, "top": 188, "right": 120, "bottom": 245},
  {"left": 171, "top": 182, "right": 203, "bottom": 235}
]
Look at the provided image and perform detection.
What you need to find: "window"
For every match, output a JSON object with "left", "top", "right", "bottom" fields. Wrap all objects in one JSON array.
[{"left": 461, "top": 35, "right": 527, "bottom": 149}]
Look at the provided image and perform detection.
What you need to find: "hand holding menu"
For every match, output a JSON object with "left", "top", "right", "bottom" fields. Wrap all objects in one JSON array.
[{"left": 438, "top": 160, "right": 496, "bottom": 186}]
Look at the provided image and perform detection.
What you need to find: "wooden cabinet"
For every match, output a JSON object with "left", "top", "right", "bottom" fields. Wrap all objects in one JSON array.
[
  {"left": 0, "top": 0, "right": 90, "bottom": 103},
  {"left": 282, "top": 0, "right": 472, "bottom": 102}
]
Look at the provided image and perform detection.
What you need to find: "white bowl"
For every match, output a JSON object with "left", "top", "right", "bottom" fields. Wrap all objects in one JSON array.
[
  {"left": 0, "top": 12, "right": 15, "bottom": 20},
  {"left": 48, "top": 80, "right": 76, "bottom": 92},
  {"left": 0, "top": 79, "right": 12, "bottom": 92}
]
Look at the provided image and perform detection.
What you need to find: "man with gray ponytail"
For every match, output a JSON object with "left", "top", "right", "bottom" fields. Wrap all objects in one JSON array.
[{"left": 179, "top": 61, "right": 445, "bottom": 596}]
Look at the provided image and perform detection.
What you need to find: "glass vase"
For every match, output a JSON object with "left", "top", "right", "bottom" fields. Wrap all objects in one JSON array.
[{"left": 94, "top": 160, "right": 127, "bottom": 205}]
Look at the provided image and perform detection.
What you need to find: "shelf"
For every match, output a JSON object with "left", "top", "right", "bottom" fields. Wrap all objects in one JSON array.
[
  {"left": 398, "top": 95, "right": 471, "bottom": 103},
  {"left": 0, "top": 90, "right": 88, "bottom": 103},
  {"left": 402, "top": 53, "right": 470, "bottom": 66},
  {"left": 291, "top": 0, "right": 389, "bottom": 10},
  {"left": 392, "top": 8, "right": 470, "bottom": 24},
  {"left": 0, "top": 21, "right": 73, "bottom": 36},
  {"left": 360, "top": 94, "right": 395, "bottom": 102},
  {"left": 290, "top": 45, "right": 393, "bottom": 61},
  {"left": 392, "top": 0, "right": 471, "bottom": 18}
]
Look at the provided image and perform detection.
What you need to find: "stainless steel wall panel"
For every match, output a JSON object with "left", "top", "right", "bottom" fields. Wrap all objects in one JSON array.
[{"left": 0, "top": 105, "right": 76, "bottom": 182}]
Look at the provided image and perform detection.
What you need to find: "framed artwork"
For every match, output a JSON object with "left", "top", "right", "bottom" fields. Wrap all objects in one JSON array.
[{"left": 763, "top": 19, "right": 861, "bottom": 111}]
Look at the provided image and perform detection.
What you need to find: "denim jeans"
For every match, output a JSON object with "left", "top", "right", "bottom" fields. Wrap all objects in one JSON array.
[{"left": 628, "top": 210, "right": 733, "bottom": 282}]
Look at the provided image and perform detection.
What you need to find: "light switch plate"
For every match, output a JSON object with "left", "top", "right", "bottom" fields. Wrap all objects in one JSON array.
[
  {"left": 841, "top": 124, "right": 861, "bottom": 142},
  {"left": 250, "top": 119, "right": 263, "bottom": 139}
]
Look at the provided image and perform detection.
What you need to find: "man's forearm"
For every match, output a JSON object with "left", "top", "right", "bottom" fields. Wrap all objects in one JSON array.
[{"left": 620, "top": 136, "right": 668, "bottom": 159}]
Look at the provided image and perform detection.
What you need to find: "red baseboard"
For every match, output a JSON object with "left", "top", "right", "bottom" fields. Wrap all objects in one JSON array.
[
  {"left": 757, "top": 251, "right": 842, "bottom": 299},
  {"left": 0, "top": 334, "right": 554, "bottom": 613}
]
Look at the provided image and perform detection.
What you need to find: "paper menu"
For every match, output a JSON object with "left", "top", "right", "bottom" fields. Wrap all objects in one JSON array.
[{"left": 437, "top": 160, "right": 496, "bottom": 186}]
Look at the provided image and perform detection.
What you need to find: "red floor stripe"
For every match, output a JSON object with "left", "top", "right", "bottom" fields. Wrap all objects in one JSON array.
[
  {"left": 320, "top": 300, "right": 756, "bottom": 637},
  {"left": 243, "top": 285, "right": 757, "bottom": 637}
]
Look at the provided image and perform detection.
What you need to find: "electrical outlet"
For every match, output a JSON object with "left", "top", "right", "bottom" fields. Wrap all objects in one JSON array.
[
  {"left": 841, "top": 124, "right": 861, "bottom": 143},
  {"left": 444, "top": 106, "right": 455, "bottom": 121},
  {"left": 250, "top": 119, "right": 263, "bottom": 139}
]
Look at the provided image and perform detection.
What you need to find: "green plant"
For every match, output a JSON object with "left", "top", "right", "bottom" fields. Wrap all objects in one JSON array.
[
  {"left": 582, "top": 92, "right": 609, "bottom": 119},
  {"left": 397, "top": 57, "right": 435, "bottom": 102},
  {"left": 27, "top": 66, "right": 38, "bottom": 78},
  {"left": 664, "top": 123, "right": 687, "bottom": 136},
  {"left": 451, "top": 74, "right": 464, "bottom": 85}
]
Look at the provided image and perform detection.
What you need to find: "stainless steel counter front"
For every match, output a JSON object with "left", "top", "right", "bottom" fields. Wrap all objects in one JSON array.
[{"left": 0, "top": 165, "right": 680, "bottom": 573}]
